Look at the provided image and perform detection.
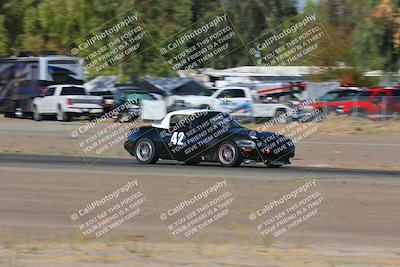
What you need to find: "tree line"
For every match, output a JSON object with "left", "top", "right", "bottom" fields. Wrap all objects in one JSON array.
[{"left": 0, "top": 0, "right": 398, "bottom": 81}]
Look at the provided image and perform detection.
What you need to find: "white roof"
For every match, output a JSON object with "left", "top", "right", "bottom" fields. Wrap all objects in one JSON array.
[
  {"left": 202, "top": 66, "right": 325, "bottom": 76},
  {"left": 5, "top": 55, "right": 82, "bottom": 61},
  {"left": 363, "top": 70, "right": 400, "bottom": 77},
  {"left": 48, "top": 84, "right": 84, "bottom": 88},
  {"left": 152, "top": 109, "right": 212, "bottom": 129}
]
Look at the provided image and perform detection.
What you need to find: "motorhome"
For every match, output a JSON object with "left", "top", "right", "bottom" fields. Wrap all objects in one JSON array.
[{"left": 0, "top": 54, "right": 86, "bottom": 117}]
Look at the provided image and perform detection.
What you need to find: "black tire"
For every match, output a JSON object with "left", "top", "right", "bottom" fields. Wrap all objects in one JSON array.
[
  {"left": 273, "top": 110, "right": 288, "bottom": 124},
  {"left": 4, "top": 112, "right": 15, "bottom": 118},
  {"left": 88, "top": 114, "right": 99, "bottom": 121},
  {"left": 63, "top": 112, "right": 71, "bottom": 122},
  {"left": 394, "top": 112, "right": 400, "bottom": 121},
  {"left": 20, "top": 112, "right": 30, "bottom": 119},
  {"left": 350, "top": 109, "right": 366, "bottom": 119},
  {"left": 33, "top": 106, "right": 42, "bottom": 121},
  {"left": 311, "top": 108, "right": 326, "bottom": 122},
  {"left": 217, "top": 141, "right": 242, "bottom": 167},
  {"left": 117, "top": 111, "right": 132, "bottom": 123},
  {"left": 57, "top": 106, "right": 71, "bottom": 122},
  {"left": 135, "top": 138, "right": 158, "bottom": 164}
]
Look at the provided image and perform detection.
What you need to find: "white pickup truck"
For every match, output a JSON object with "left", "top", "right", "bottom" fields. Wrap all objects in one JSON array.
[
  {"left": 173, "top": 86, "right": 292, "bottom": 122},
  {"left": 33, "top": 85, "right": 104, "bottom": 121}
]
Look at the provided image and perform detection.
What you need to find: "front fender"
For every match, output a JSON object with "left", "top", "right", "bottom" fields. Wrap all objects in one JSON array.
[
  {"left": 234, "top": 139, "right": 256, "bottom": 150},
  {"left": 124, "top": 127, "right": 165, "bottom": 156}
]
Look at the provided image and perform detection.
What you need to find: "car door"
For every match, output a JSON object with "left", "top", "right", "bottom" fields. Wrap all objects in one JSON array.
[
  {"left": 41, "top": 87, "right": 56, "bottom": 113},
  {"left": 47, "top": 86, "right": 60, "bottom": 113},
  {"left": 329, "top": 91, "right": 353, "bottom": 112},
  {"left": 216, "top": 89, "right": 251, "bottom": 116},
  {"left": 328, "top": 91, "right": 346, "bottom": 111},
  {"left": 321, "top": 91, "right": 339, "bottom": 111},
  {"left": 160, "top": 114, "right": 191, "bottom": 161},
  {"left": 189, "top": 112, "right": 233, "bottom": 159},
  {"left": 391, "top": 90, "right": 400, "bottom": 113},
  {"left": 371, "top": 91, "right": 389, "bottom": 115},
  {"left": 252, "top": 92, "right": 276, "bottom": 118}
]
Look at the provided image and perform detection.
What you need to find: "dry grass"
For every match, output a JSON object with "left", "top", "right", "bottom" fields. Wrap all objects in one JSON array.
[
  {"left": 1, "top": 240, "right": 399, "bottom": 267},
  {"left": 246, "top": 115, "right": 400, "bottom": 135}
]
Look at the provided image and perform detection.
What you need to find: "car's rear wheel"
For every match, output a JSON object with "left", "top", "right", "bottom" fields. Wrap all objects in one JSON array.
[
  {"left": 217, "top": 141, "right": 242, "bottom": 167},
  {"left": 4, "top": 112, "right": 14, "bottom": 118},
  {"left": 135, "top": 138, "right": 158, "bottom": 164},
  {"left": 57, "top": 106, "right": 71, "bottom": 122},
  {"left": 274, "top": 109, "right": 290, "bottom": 124}
]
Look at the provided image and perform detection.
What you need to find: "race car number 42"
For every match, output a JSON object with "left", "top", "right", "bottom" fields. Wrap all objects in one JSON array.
[{"left": 171, "top": 132, "right": 185, "bottom": 145}]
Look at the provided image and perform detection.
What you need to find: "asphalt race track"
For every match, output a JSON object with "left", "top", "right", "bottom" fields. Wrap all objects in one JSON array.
[
  {"left": 0, "top": 153, "right": 398, "bottom": 181},
  {"left": 1, "top": 152, "right": 399, "bottom": 249}
]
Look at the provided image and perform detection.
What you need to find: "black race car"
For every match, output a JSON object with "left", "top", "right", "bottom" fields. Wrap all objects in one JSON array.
[{"left": 124, "top": 110, "right": 295, "bottom": 167}]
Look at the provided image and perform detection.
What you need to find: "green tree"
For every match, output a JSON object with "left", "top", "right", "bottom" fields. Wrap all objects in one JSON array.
[
  {"left": 0, "top": 0, "right": 298, "bottom": 77},
  {"left": 221, "top": 0, "right": 298, "bottom": 67},
  {"left": 21, "top": 6, "right": 45, "bottom": 53},
  {"left": 352, "top": 0, "right": 400, "bottom": 72},
  {"left": 0, "top": 15, "right": 9, "bottom": 56}
]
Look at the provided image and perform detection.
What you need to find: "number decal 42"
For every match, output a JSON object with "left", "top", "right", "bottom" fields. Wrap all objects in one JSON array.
[{"left": 170, "top": 132, "right": 185, "bottom": 145}]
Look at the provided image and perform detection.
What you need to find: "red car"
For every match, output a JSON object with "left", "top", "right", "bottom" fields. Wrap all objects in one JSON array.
[
  {"left": 307, "top": 88, "right": 362, "bottom": 113},
  {"left": 296, "top": 87, "right": 400, "bottom": 120},
  {"left": 337, "top": 88, "right": 400, "bottom": 118}
]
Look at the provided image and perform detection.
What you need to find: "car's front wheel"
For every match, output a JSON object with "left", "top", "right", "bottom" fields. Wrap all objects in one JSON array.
[
  {"left": 350, "top": 108, "right": 367, "bottom": 119},
  {"left": 135, "top": 138, "right": 158, "bottom": 164},
  {"left": 33, "top": 106, "right": 42, "bottom": 121},
  {"left": 116, "top": 111, "right": 134, "bottom": 123},
  {"left": 217, "top": 141, "right": 242, "bottom": 167}
]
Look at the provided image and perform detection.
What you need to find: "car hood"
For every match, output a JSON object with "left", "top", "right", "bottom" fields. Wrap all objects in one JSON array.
[
  {"left": 245, "top": 128, "right": 291, "bottom": 143},
  {"left": 227, "top": 127, "right": 279, "bottom": 140}
]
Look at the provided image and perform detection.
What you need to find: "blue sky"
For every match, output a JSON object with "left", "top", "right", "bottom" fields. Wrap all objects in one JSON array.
[
  {"left": 297, "top": 0, "right": 307, "bottom": 11},
  {"left": 297, "top": 0, "right": 318, "bottom": 11}
]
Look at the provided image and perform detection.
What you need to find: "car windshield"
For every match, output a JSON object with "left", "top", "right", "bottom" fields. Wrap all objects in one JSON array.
[
  {"left": 320, "top": 91, "right": 340, "bottom": 101},
  {"left": 125, "top": 92, "right": 155, "bottom": 100},
  {"left": 60, "top": 87, "right": 86, "bottom": 95},
  {"left": 201, "top": 89, "right": 216, "bottom": 96},
  {"left": 358, "top": 91, "right": 372, "bottom": 100},
  {"left": 202, "top": 112, "right": 242, "bottom": 128},
  {"left": 90, "top": 91, "right": 113, "bottom": 96}
]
